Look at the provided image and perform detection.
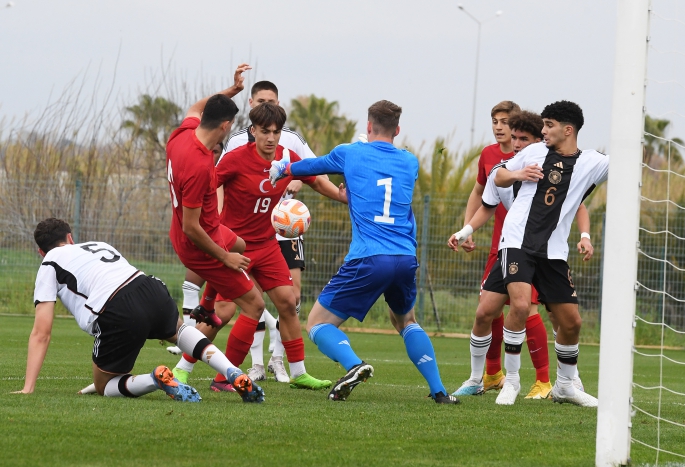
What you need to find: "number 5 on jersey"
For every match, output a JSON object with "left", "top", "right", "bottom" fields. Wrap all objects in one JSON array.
[{"left": 374, "top": 177, "right": 395, "bottom": 224}]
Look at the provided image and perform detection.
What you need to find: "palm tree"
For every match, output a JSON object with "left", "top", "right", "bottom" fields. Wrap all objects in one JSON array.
[
  {"left": 287, "top": 95, "right": 356, "bottom": 155},
  {"left": 643, "top": 115, "right": 683, "bottom": 167}
]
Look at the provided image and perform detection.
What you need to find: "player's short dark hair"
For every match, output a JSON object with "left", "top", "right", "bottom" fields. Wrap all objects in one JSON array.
[
  {"left": 508, "top": 111, "right": 543, "bottom": 139},
  {"left": 251, "top": 81, "right": 279, "bottom": 97},
  {"left": 34, "top": 218, "right": 71, "bottom": 253},
  {"left": 541, "top": 100, "right": 584, "bottom": 133},
  {"left": 200, "top": 94, "right": 239, "bottom": 130},
  {"left": 491, "top": 101, "right": 521, "bottom": 118},
  {"left": 249, "top": 102, "right": 287, "bottom": 130},
  {"left": 368, "top": 100, "right": 402, "bottom": 136}
]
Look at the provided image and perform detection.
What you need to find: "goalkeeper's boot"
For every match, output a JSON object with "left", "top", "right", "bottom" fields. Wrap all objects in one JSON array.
[
  {"left": 525, "top": 380, "right": 553, "bottom": 399},
  {"left": 227, "top": 369, "right": 265, "bottom": 403},
  {"left": 432, "top": 391, "right": 460, "bottom": 404},
  {"left": 152, "top": 366, "right": 201, "bottom": 402},
  {"left": 328, "top": 362, "right": 374, "bottom": 401},
  {"left": 482, "top": 370, "right": 506, "bottom": 392},
  {"left": 551, "top": 381, "right": 598, "bottom": 408},
  {"left": 171, "top": 367, "right": 190, "bottom": 385},
  {"left": 189, "top": 305, "right": 222, "bottom": 328},
  {"left": 452, "top": 378, "right": 484, "bottom": 396},
  {"left": 495, "top": 382, "right": 520, "bottom": 406},
  {"left": 290, "top": 373, "right": 333, "bottom": 390},
  {"left": 267, "top": 356, "right": 290, "bottom": 383}
]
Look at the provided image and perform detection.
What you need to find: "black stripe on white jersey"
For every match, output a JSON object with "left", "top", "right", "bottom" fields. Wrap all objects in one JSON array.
[
  {"left": 521, "top": 149, "right": 580, "bottom": 256},
  {"left": 41, "top": 261, "right": 88, "bottom": 300}
]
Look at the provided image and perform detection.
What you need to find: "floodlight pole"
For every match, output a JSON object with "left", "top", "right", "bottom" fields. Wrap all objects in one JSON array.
[
  {"left": 457, "top": 5, "right": 501, "bottom": 148},
  {"left": 595, "top": 0, "right": 650, "bottom": 466}
]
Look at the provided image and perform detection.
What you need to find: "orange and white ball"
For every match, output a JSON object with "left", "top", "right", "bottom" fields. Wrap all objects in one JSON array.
[{"left": 271, "top": 200, "right": 311, "bottom": 238}]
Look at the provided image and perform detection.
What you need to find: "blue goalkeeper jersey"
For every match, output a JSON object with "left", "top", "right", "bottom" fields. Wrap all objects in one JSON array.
[{"left": 289, "top": 141, "right": 418, "bottom": 261}]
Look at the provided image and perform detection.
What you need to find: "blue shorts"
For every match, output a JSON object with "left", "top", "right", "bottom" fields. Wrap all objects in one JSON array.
[{"left": 318, "top": 255, "right": 418, "bottom": 322}]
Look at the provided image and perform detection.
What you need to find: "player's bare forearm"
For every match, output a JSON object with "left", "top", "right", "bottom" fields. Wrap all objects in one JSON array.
[
  {"left": 308, "top": 176, "right": 348, "bottom": 204},
  {"left": 464, "top": 183, "right": 485, "bottom": 226},
  {"left": 575, "top": 203, "right": 593, "bottom": 261},
  {"left": 495, "top": 165, "right": 543, "bottom": 187},
  {"left": 575, "top": 203, "right": 590, "bottom": 234},
  {"left": 186, "top": 64, "right": 251, "bottom": 119},
  {"left": 181, "top": 207, "right": 249, "bottom": 270},
  {"left": 467, "top": 205, "right": 497, "bottom": 233},
  {"left": 15, "top": 304, "right": 54, "bottom": 394}
]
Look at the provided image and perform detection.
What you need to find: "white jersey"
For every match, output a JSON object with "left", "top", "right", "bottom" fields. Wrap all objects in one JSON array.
[
  {"left": 482, "top": 167, "right": 516, "bottom": 211},
  {"left": 33, "top": 242, "right": 141, "bottom": 335},
  {"left": 221, "top": 125, "right": 316, "bottom": 241},
  {"left": 497, "top": 142, "right": 609, "bottom": 260}
]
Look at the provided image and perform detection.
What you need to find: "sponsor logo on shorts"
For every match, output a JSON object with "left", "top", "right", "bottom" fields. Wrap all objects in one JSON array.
[{"left": 508, "top": 262, "right": 519, "bottom": 275}]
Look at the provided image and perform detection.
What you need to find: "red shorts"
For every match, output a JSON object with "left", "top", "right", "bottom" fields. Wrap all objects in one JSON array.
[
  {"left": 175, "top": 225, "right": 253, "bottom": 300},
  {"left": 217, "top": 240, "right": 292, "bottom": 302},
  {"left": 481, "top": 251, "right": 540, "bottom": 305}
]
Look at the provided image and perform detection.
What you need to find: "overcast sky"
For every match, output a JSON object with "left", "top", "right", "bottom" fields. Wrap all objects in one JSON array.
[{"left": 0, "top": 0, "right": 683, "bottom": 156}]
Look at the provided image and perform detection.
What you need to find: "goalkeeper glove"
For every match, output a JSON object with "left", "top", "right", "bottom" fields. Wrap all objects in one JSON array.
[{"left": 269, "top": 148, "right": 292, "bottom": 186}]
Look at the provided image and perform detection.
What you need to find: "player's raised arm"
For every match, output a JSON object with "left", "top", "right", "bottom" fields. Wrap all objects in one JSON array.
[
  {"left": 13, "top": 302, "right": 55, "bottom": 394},
  {"left": 185, "top": 63, "right": 251, "bottom": 120}
]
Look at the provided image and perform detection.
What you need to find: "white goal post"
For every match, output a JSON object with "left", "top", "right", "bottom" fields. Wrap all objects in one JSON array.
[{"left": 595, "top": 1, "right": 651, "bottom": 466}]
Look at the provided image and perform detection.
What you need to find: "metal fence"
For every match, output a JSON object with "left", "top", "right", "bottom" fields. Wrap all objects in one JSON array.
[{"left": 0, "top": 177, "right": 623, "bottom": 338}]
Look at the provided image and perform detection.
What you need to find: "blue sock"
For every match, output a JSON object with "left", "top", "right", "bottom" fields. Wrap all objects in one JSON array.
[
  {"left": 309, "top": 324, "right": 363, "bottom": 371},
  {"left": 400, "top": 323, "right": 446, "bottom": 397}
]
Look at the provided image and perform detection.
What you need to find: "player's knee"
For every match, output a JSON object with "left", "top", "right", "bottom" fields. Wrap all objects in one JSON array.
[{"left": 562, "top": 314, "right": 582, "bottom": 335}]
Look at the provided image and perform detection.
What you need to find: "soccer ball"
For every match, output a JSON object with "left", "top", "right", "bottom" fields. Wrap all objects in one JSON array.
[{"left": 271, "top": 199, "right": 311, "bottom": 238}]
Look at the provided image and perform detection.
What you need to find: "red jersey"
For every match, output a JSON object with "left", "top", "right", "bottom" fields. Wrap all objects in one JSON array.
[
  {"left": 216, "top": 143, "right": 315, "bottom": 246},
  {"left": 476, "top": 143, "right": 515, "bottom": 255},
  {"left": 166, "top": 117, "right": 223, "bottom": 252}
]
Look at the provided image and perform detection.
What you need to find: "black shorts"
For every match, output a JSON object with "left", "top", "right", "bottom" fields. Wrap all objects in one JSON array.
[
  {"left": 279, "top": 238, "right": 305, "bottom": 270},
  {"left": 92, "top": 275, "right": 179, "bottom": 374},
  {"left": 482, "top": 248, "right": 578, "bottom": 304}
]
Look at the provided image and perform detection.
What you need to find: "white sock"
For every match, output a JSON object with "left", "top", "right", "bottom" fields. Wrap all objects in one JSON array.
[
  {"left": 177, "top": 324, "right": 238, "bottom": 378},
  {"left": 555, "top": 342, "right": 579, "bottom": 389},
  {"left": 251, "top": 331, "right": 266, "bottom": 367},
  {"left": 182, "top": 281, "right": 201, "bottom": 310},
  {"left": 503, "top": 327, "right": 526, "bottom": 389},
  {"left": 176, "top": 355, "right": 196, "bottom": 373},
  {"left": 272, "top": 322, "right": 285, "bottom": 358},
  {"left": 289, "top": 360, "right": 306, "bottom": 378},
  {"left": 103, "top": 374, "right": 157, "bottom": 397},
  {"left": 469, "top": 332, "right": 491, "bottom": 382}
]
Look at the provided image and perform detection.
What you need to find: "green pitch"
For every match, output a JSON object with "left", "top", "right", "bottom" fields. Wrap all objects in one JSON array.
[{"left": 1, "top": 316, "right": 683, "bottom": 466}]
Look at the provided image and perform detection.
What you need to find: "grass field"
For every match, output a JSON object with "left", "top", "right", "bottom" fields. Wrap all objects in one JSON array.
[{"left": 2, "top": 316, "right": 684, "bottom": 466}]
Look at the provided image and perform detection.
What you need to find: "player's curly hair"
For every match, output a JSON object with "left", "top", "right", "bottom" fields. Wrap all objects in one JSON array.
[
  {"left": 249, "top": 102, "right": 287, "bottom": 130},
  {"left": 34, "top": 218, "right": 71, "bottom": 253},
  {"left": 508, "top": 111, "right": 543, "bottom": 139},
  {"left": 541, "top": 100, "right": 584, "bottom": 133},
  {"left": 368, "top": 100, "right": 402, "bottom": 136}
]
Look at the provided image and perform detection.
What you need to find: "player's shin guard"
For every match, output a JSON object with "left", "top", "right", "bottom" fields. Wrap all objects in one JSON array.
[
  {"left": 224, "top": 314, "right": 258, "bottom": 367},
  {"left": 282, "top": 337, "right": 306, "bottom": 378},
  {"left": 469, "top": 333, "right": 491, "bottom": 381},
  {"left": 182, "top": 281, "right": 201, "bottom": 310},
  {"left": 525, "top": 314, "right": 550, "bottom": 383},
  {"left": 555, "top": 342, "right": 579, "bottom": 388},
  {"left": 177, "top": 324, "right": 238, "bottom": 380},
  {"left": 486, "top": 314, "right": 504, "bottom": 375},
  {"left": 309, "top": 323, "right": 362, "bottom": 371},
  {"left": 400, "top": 323, "right": 446, "bottom": 397},
  {"left": 503, "top": 327, "right": 526, "bottom": 389},
  {"left": 104, "top": 374, "right": 156, "bottom": 397}
]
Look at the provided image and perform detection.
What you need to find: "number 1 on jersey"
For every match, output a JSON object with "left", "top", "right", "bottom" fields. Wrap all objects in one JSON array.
[{"left": 374, "top": 177, "right": 395, "bottom": 224}]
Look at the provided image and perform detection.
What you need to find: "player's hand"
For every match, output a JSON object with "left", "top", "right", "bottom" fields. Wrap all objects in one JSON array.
[
  {"left": 338, "top": 183, "right": 348, "bottom": 204},
  {"left": 461, "top": 235, "right": 476, "bottom": 253},
  {"left": 223, "top": 252, "right": 251, "bottom": 271},
  {"left": 577, "top": 237, "right": 594, "bottom": 261},
  {"left": 285, "top": 180, "right": 303, "bottom": 196},
  {"left": 233, "top": 63, "right": 252, "bottom": 91},
  {"left": 358, "top": 134, "right": 368, "bottom": 143},
  {"left": 448, "top": 225, "right": 474, "bottom": 252},
  {"left": 514, "top": 164, "right": 544, "bottom": 182}
]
